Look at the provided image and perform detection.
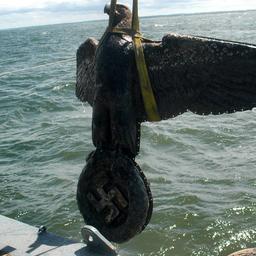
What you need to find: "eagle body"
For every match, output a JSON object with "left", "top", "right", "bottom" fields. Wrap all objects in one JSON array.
[
  {"left": 93, "top": 32, "right": 140, "bottom": 157},
  {"left": 76, "top": 4, "right": 256, "bottom": 154}
]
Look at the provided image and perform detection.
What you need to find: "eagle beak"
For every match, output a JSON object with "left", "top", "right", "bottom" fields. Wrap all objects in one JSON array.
[{"left": 104, "top": 3, "right": 111, "bottom": 15}]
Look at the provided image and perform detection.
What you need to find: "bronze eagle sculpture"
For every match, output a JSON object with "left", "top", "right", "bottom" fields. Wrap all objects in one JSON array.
[{"left": 76, "top": 3, "right": 256, "bottom": 243}]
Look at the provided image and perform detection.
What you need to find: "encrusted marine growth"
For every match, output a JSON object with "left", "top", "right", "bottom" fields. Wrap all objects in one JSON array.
[{"left": 77, "top": 150, "right": 153, "bottom": 243}]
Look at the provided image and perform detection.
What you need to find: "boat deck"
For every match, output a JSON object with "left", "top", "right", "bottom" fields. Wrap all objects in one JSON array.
[{"left": 0, "top": 215, "right": 115, "bottom": 256}]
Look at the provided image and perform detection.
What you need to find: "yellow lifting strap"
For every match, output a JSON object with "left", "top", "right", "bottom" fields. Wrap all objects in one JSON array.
[{"left": 108, "top": 0, "right": 161, "bottom": 122}]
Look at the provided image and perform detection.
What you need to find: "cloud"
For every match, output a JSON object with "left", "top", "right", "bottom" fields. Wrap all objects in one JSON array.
[
  {"left": 0, "top": 1, "right": 106, "bottom": 29},
  {"left": 0, "top": 1, "right": 104, "bottom": 15},
  {"left": 0, "top": 0, "right": 256, "bottom": 29},
  {"left": 45, "top": 1, "right": 107, "bottom": 14},
  {"left": 0, "top": 11, "right": 103, "bottom": 30},
  {"left": 1, "top": 0, "right": 256, "bottom": 15}
]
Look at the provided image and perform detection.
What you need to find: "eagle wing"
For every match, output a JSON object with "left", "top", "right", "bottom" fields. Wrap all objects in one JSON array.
[
  {"left": 76, "top": 34, "right": 256, "bottom": 121},
  {"left": 76, "top": 37, "right": 98, "bottom": 106},
  {"left": 143, "top": 34, "right": 256, "bottom": 120}
]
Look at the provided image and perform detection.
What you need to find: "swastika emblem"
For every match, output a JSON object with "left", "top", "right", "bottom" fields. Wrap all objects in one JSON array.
[{"left": 87, "top": 183, "right": 128, "bottom": 224}]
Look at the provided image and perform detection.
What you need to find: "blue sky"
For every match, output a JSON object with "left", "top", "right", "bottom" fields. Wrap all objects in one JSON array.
[{"left": 1, "top": 0, "right": 256, "bottom": 29}]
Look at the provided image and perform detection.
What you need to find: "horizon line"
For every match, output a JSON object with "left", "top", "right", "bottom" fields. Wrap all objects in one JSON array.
[{"left": 1, "top": 8, "right": 255, "bottom": 31}]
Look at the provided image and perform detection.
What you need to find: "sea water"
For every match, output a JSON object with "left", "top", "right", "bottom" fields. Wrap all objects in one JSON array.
[{"left": 0, "top": 10, "right": 256, "bottom": 256}]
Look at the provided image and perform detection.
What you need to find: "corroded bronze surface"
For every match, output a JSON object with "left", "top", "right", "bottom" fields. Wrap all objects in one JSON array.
[{"left": 77, "top": 150, "right": 153, "bottom": 243}]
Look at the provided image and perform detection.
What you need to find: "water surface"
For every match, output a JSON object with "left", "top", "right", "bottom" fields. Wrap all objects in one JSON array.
[{"left": 0, "top": 10, "right": 256, "bottom": 256}]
